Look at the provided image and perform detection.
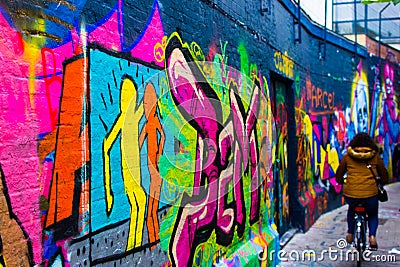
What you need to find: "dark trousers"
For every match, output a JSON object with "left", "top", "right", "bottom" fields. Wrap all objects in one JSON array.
[{"left": 344, "top": 195, "right": 379, "bottom": 236}]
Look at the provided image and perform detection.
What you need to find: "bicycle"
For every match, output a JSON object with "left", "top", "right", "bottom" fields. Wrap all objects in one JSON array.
[{"left": 351, "top": 201, "right": 369, "bottom": 267}]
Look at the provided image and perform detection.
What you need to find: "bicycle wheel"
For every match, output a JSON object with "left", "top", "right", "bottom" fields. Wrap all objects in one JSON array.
[
  {"left": 355, "top": 223, "right": 363, "bottom": 267},
  {"left": 356, "top": 224, "right": 365, "bottom": 267}
]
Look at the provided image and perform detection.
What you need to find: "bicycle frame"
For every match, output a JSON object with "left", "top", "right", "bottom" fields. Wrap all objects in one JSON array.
[{"left": 352, "top": 202, "right": 368, "bottom": 267}]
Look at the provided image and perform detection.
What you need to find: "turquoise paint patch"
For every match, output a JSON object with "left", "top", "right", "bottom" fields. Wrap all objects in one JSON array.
[{"left": 89, "top": 48, "right": 165, "bottom": 231}]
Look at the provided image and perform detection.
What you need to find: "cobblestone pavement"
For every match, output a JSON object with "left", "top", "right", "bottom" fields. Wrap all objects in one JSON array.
[{"left": 278, "top": 182, "right": 400, "bottom": 267}]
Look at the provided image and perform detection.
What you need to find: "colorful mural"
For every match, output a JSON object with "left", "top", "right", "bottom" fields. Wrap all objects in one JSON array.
[{"left": 0, "top": 0, "right": 398, "bottom": 266}]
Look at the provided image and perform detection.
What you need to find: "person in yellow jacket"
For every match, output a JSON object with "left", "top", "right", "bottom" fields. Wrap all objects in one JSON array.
[{"left": 336, "top": 132, "right": 388, "bottom": 249}]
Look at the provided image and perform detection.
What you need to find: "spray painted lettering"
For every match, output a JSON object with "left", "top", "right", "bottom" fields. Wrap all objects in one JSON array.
[
  {"left": 165, "top": 34, "right": 261, "bottom": 267},
  {"left": 273, "top": 51, "right": 294, "bottom": 79}
]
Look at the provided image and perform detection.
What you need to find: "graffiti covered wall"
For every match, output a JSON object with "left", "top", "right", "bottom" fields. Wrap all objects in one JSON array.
[{"left": 0, "top": 0, "right": 399, "bottom": 266}]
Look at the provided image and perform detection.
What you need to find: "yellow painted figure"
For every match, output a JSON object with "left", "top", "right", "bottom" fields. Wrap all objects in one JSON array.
[{"left": 103, "top": 77, "right": 146, "bottom": 250}]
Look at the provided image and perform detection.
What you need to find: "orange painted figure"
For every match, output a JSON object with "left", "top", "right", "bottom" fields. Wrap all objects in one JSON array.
[
  {"left": 45, "top": 58, "right": 89, "bottom": 237},
  {"left": 139, "top": 83, "right": 165, "bottom": 246}
]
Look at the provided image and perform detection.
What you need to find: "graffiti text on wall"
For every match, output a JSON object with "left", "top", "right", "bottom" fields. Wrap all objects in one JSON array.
[{"left": 274, "top": 51, "right": 294, "bottom": 79}]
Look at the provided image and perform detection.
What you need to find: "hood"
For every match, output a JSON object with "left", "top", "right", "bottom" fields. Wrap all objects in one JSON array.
[{"left": 347, "top": 146, "right": 376, "bottom": 161}]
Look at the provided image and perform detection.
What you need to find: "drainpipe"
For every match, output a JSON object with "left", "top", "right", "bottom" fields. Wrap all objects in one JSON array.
[
  {"left": 353, "top": 0, "right": 357, "bottom": 55},
  {"left": 378, "top": 3, "right": 391, "bottom": 58},
  {"left": 323, "top": 0, "right": 327, "bottom": 59}
]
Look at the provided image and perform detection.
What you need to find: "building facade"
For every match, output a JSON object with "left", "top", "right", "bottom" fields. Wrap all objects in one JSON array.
[{"left": 0, "top": 0, "right": 398, "bottom": 266}]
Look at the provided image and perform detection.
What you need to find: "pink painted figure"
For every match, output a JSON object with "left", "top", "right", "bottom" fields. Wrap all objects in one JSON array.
[{"left": 378, "top": 63, "right": 399, "bottom": 171}]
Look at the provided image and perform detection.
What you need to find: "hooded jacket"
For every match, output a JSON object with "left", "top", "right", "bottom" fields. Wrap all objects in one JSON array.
[{"left": 335, "top": 146, "right": 389, "bottom": 198}]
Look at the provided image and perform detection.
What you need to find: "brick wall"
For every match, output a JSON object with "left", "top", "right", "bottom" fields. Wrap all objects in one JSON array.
[{"left": 0, "top": 0, "right": 398, "bottom": 266}]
